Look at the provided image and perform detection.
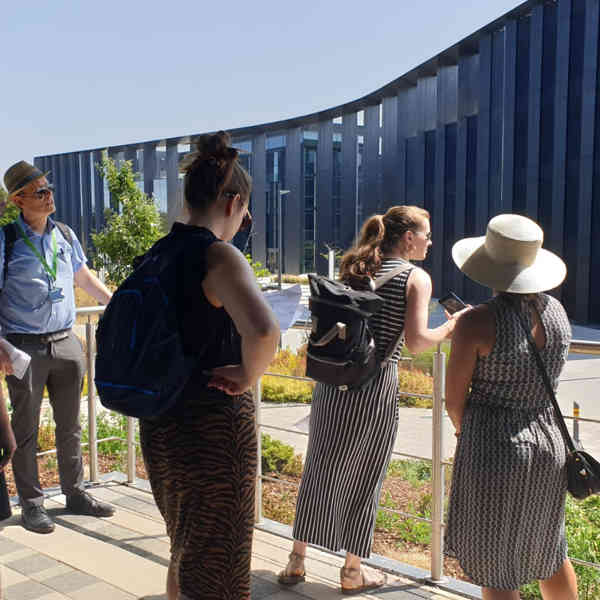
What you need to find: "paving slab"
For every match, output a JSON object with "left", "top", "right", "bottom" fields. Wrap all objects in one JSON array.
[{"left": 0, "top": 483, "right": 469, "bottom": 600}]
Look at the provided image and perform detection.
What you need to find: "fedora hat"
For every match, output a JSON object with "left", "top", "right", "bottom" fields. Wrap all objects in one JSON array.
[
  {"left": 452, "top": 214, "right": 566, "bottom": 293},
  {"left": 3, "top": 161, "right": 50, "bottom": 197}
]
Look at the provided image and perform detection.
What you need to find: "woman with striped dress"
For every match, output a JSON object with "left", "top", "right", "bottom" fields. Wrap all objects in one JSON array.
[{"left": 278, "top": 206, "right": 466, "bottom": 594}]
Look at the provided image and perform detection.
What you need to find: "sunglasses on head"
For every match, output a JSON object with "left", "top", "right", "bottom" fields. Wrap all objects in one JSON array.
[{"left": 18, "top": 184, "right": 54, "bottom": 199}]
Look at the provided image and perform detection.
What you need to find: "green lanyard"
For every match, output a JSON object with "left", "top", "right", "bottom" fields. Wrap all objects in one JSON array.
[{"left": 14, "top": 221, "right": 58, "bottom": 283}]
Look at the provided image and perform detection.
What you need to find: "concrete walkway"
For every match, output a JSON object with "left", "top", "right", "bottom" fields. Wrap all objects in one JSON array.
[{"left": 0, "top": 481, "right": 466, "bottom": 600}]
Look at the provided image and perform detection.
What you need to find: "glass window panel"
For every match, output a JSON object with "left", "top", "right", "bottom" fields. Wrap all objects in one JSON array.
[
  {"left": 266, "top": 135, "right": 286, "bottom": 150},
  {"left": 332, "top": 116, "right": 343, "bottom": 125},
  {"left": 303, "top": 130, "right": 319, "bottom": 141},
  {"left": 357, "top": 110, "right": 365, "bottom": 126}
]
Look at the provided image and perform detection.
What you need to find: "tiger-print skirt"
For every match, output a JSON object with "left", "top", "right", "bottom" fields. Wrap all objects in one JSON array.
[{"left": 140, "top": 391, "right": 257, "bottom": 600}]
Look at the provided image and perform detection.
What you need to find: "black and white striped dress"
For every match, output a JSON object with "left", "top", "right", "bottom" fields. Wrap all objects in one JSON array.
[
  {"left": 293, "top": 259, "right": 413, "bottom": 558},
  {"left": 444, "top": 294, "right": 572, "bottom": 589}
]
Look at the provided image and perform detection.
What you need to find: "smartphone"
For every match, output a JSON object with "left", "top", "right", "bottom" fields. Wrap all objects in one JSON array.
[{"left": 438, "top": 291, "right": 467, "bottom": 315}]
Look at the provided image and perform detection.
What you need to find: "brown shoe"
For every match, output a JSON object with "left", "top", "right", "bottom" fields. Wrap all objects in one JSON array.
[
  {"left": 278, "top": 551, "right": 306, "bottom": 586},
  {"left": 340, "top": 565, "right": 386, "bottom": 595}
]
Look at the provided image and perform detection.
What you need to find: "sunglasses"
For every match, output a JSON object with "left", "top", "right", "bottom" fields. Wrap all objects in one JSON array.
[
  {"left": 18, "top": 184, "right": 54, "bottom": 199},
  {"left": 225, "top": 191, "right": 252, "bottom": 232},
  {"left": 239, "top": 210, "right": 253, "bottom": 232},
  {"left": 413, "top": 230, "right": 432, "bottom": 240}
]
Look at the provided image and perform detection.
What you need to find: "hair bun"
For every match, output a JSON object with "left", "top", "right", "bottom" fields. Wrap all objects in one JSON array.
[{"left": 196, "top": 131, "right": 237, "bottom": 162}]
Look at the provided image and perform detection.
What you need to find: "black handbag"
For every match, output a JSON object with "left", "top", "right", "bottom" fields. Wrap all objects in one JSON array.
[{"left": 515, "top": 306, "right": 600, "bottom": 500}]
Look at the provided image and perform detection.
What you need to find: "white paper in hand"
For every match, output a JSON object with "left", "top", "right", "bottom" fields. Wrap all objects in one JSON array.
[
  {"left": 0, "top": 338, "right": 31, "bottom": 379},
  {"left": 263, "top": 284, "right": 302, "bottom": 333}
]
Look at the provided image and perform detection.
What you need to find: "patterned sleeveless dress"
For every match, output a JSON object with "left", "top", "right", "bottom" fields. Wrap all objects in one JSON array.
[
  {"left": 444, "top": 293, "right": 572, "bottom": 590},
  {"left": 293, "top": 258, "right": 413, "bottom": 558},
  {"left": 140, "top": 224, "right": 257, "bottom": 600}
]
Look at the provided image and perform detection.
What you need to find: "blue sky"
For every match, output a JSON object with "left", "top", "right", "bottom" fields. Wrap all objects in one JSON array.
[{"left": 0, "top": 0, "right": 520, "bottom": 180}]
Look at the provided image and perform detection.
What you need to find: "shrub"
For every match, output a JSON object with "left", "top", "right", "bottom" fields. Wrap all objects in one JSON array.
[
  {"left": 261, "top": 376, "right": 314, "bottom": 404},
  {"left": 397, "top": 368, "right": 434, "bottom": 408},
  {"left": 262, "top": 348, "right": 313, "bottom": 404},
  {"left": 387, "top": 459, "right": 432, "bottom": 485},
  {"left": 246, "top": 254, "right": 271, "bottom": 278},
  {"left": 37, "top": 422, "right": 56, "bottom": 453},
  {"left": 400, "top": 342, "right": 450, "bottom": 375},
  {"left": 261, "top": 434, "right": 302, "bottom": 475},
  {"left": 81, "top": 411, "right": 131, "bottom": 457},
  {"left": 282, "top": 274, "right": 308, "bottom": 284}
]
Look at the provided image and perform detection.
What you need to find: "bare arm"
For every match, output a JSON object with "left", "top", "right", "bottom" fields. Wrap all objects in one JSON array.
[
  {"left": 403, "top": 268, "right": 462, "bottom": 353},
  {"left": 202, "top": 243, "right": 280, "bottom": 394},
  {"left": 74, "top": 265, "right": 112, "bottom": 305},
  {"left": 445, "top": 305, "right": 493, "bottom": 433}
]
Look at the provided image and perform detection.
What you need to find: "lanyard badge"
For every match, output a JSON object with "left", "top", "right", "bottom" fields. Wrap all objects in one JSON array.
[{"left": 15, "top": 222, "right": 64, "bottom": 303}]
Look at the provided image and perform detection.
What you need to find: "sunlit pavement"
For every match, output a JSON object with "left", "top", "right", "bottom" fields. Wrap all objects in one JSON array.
[{"left": 0, "top": 480, "right": 468, "bottom": 600}]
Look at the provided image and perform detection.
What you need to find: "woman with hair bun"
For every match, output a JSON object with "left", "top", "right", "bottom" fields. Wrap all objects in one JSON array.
[
  {"left": 139, "top": 131, "right": 280, "bottom": 600},
  {"left": 279, "top": 206, "right": 466, "bottom": 594}
]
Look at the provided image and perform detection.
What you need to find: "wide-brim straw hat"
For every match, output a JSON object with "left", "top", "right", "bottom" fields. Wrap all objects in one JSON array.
[
  {"left": 3, "top": 161, "right": 50, "bottom": 197},
  {"left": 452, "top": 214, "right": 566, "bottom": 294}
]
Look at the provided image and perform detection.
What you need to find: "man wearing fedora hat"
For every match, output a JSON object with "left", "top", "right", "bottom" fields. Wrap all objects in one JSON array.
[{"left": 0, "top": 160, "right": 116, "bottom": 534}]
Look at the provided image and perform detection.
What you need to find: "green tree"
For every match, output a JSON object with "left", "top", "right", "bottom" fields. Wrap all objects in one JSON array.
[
  {"left": 91, "top": 156, "right": 165, "bottom": 286},
  {"left": 0, "top": 186, "right": 21, "bottom": 227},
  {"left": 246, "top": 254, "right": 271, "bottom": 279}
]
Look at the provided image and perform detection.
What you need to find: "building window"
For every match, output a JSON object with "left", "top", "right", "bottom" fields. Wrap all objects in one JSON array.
[
  {"left": 332, "top": 136, "right": 342, "bottom": 246},
  {"left": 357, "top": 136, "right": 364, "bottom": 226},
  {"left": 266, "top": 135, "right": 287, "bottom": 150},
  {"left": 233, "top": 139, "right": 252, "bottom": 153},
  {"left": 303, "top": 130, "right": 319, "bottom": 141},
  {"left": 333, "top": 115, "right": 343, "bottom": 125},
  {"left": 266, "top": 148, "right": 286, "bottom": 273},
  {"left": 303, "top": 142, "right": 317, "bottom": 273},
  {"left": 357, "top": 110, "right": 365, "bottom": 127}
]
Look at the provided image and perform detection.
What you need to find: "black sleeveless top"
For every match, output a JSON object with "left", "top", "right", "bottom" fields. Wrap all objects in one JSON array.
[{"left": 170, "top": 222, "right": 242, "bottom": 412}]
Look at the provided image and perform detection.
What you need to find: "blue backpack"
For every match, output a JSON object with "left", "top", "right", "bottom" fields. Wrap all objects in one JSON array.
[{"left": 95, "top": 232, "right": 205, "bottom": 418}]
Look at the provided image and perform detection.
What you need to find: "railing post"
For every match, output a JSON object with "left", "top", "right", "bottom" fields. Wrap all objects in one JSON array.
[
  {"left": 430, "top": 344, "right": 447, "bottom": 583},
  {"left": 86, "top": 319, "right": 99, "bottom": 483},
  {"left": 573, "top": 401, "right": 580, "bottom": 445},
  {"left": 328, "top": 247, "right": 335, "bottom": 280},
  {"left": 127, "top": 417, "right": 136, "bottom": 484},
  {"left": 254, "top": 377, "right": 263, "bottom": 524}
]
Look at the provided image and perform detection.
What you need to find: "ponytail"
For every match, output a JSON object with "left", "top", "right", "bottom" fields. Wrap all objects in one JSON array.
[
  {"left": 338, "top": 215, "right": 385, "bottom": 287},
  {"left": 339, "top": 205, "right": 430, "bottom": 287}
]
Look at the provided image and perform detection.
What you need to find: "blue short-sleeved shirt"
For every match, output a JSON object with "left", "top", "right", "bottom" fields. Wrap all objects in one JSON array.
[{"left": 0, "top": 215, "right": 87, "bottom": 334}]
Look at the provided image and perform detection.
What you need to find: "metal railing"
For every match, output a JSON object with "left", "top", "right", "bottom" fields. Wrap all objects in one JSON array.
[
  {"left": 40, "top": 308, "right": 599, "bottom": 584},
  {"left": 252, "top": 336, "right": 600, "bottom": 582}
]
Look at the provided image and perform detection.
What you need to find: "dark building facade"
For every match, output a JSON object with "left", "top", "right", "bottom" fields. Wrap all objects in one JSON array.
[{"left": 36, "top": 0, "right": 600, "bottom": 322}]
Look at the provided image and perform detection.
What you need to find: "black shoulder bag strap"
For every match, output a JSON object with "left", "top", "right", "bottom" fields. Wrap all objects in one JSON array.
[
  {"left": 513, "top": 301, "right": 600, "bottom": 498},
  {"left": 513, "top": 303, "right": 576, "bottom": 453},
  {"left": 1, "top": 223, "right": 18, "bottom": 292}
]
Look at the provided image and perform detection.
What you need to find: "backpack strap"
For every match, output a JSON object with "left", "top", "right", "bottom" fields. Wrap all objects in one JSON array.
[
  {"left": 1, "top": 223, "right": 18, "bottom": 292},
  {"left": 373, "top": 262, "right": 412, "bottom": 290},
  {"left": 1, "top": 220, "right": 73, "bottom": 293},
  {"left": 54, "top": 221, "right": 73, "bottom": 247},
  {"left": 374, "top": 263, "right": 414, "bottom": 364}
]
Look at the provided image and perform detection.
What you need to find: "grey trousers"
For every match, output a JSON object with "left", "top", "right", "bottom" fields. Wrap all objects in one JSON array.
[{"left": 6, "top": 330, "right": 86, "bottom": 508}]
